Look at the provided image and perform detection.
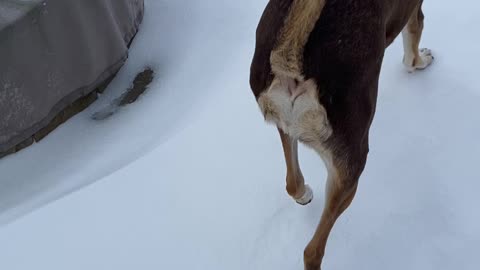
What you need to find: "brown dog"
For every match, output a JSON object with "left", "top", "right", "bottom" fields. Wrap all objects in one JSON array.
[{"left": 249, "top": 0, "right": 433, "bottom": 269}]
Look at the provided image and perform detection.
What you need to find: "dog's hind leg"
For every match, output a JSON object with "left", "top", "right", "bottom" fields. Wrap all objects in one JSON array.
[
  {"left": 402, "top": 2, "right": 434, "bottom": 72},
  {"left": 303, "top": 146, "right": 367, "bottom": 270},
  {"left": 300, "top": 79, "right": 374, "bottom": 269},
  {"left": 278, "top": 128, "right": 313, "bottom": 205}
]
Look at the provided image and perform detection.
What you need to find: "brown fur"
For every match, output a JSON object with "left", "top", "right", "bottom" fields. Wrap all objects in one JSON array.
[
  {"left": 270, "top": 0, "right": 326, "bottom": 80},
  {"left": 250, "top": 0, "right": 433, "bottom": 269},
  {"left": 278, "top": 128, "right": 306, "bottom": 199}
]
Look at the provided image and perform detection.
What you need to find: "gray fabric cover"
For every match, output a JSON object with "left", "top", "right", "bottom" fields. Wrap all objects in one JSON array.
[{"left": 0, "top": 0, "right": 144, "bottom": 152}]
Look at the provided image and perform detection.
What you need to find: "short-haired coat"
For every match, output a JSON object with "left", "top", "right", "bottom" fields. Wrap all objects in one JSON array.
[{"left": 249, "top": 0, "right": 433, "bottom": 269}]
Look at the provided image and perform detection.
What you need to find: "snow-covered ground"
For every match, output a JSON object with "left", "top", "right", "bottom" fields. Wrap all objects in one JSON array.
[{"left": 1, "top": 0, "right": 479, "bottom": 269}]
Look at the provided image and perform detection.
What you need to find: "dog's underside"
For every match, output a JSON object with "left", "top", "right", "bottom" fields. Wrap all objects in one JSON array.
[{"left": 249, "top": 0, "right": 432, "bottom": 269}]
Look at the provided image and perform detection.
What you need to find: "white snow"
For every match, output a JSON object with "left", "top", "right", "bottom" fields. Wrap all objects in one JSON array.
[{"left": 0, "top": 0, "right": 479, "bottom": 269}]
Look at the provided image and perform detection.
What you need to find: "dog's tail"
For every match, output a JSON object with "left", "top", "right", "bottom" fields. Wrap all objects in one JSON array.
[{"left": 270, "top": 0, "right": 326, "bottom": 80}]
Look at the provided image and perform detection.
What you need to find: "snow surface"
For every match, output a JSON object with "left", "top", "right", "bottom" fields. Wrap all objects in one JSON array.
[{"left": 0, "top": 0, "right": 479, "bottom": 269}]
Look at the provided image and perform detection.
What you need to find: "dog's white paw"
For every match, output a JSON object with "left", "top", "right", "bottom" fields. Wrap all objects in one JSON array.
[
  {"left": 404, "top": 48, "right": 434, "bottom": 73},
  {"left": 296, "top": 185, "right": 313, "bottom": 206},
  {"left": 416, "top": 48, "right": 434, "bottom": 69}
]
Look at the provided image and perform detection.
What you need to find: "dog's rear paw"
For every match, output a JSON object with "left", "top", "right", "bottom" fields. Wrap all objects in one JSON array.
[
  {"left": 296, "top": 185, "right": 313, "bottom": 206},
  {"left": 404, "top": 48, "right": 434, "bottom": 73}
]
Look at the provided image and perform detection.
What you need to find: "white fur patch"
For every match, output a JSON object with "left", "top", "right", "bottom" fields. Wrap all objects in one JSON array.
[
  {"left": 296, "top": 184, "right": 313, "bottom": 205},
  {"left": 402, "top": 30, "right": 416, "bottom": 71},
  {"left": 257, "top": 78, "right": 332, "bottom": 147}
]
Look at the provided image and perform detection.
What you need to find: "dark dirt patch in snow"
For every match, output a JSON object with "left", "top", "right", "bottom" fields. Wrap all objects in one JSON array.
[
  {"left": 119, "top": 68, "right": 154, "bottom": 106},
  {"left": 92, "top": 67, "right": 155, "bottom": 120}
]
